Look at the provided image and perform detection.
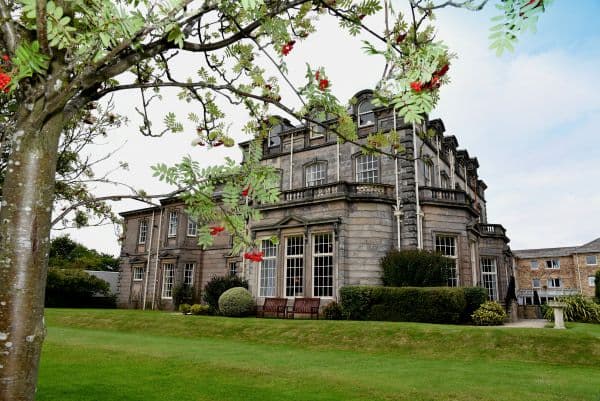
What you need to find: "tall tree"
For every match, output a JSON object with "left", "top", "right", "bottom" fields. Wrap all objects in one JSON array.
[{"left": 0, "top": 0, "right": 547, "bottom": 400}]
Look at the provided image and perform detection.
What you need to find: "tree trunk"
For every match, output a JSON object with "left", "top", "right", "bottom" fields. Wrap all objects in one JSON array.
[{"left": 0, "top": 108, "right": 63, "bottom": 401}]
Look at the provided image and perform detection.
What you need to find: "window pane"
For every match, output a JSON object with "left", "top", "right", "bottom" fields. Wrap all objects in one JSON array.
[
  {"left": 259, "top": 240, "right": 277, "bottom": 297},
  {"left": 530, "top": 260, "right": 538, "bottom": 270},
  {"left": 138, "top": 220, "right": 148, "bottom": 244},
  {"left": 313, "top": 233, "right": 334, "bottom": 297},
  {"left": 306, "top": 163, "right": 326, "bottom": 187},
  {"left": 285, "top": 236, "right": 304, "bottom": 297},
  {"left": 183, "top": 263, "right": 195, "bottom": 286},
  {"left": 168, "top": 212, "right": 178, "bottom": 237},
  {"left": 356, "top": 154, "right": 379, "bottom": 183},
  {"left": 162, "top": 264, "right": 175, "bottom": 298},
  {"left": 357, "top": 100, "right": 375, "bottom": 127},
  {"left": 586, "top": 255, "right": 597, "bottom": 265},
  {"left": 435, "top": 235, "right": 457, "bottom": 286},
  {"left": 187, "top": 219, "right": 197, "bottom": 236},
  {"left": 480, "top": 257, "right": 498, "bottom": 300}
]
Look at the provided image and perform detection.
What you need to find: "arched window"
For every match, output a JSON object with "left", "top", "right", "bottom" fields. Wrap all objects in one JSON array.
[
  {"left": 305, "top": 162, "right": 327, "bottom": 187},
  {"left": 355, "top": 154, "right": 378, "bottom": 183},
  {"left": 308, "top": 110, "right": 329, "bottom": 139},
  {"left": 357, "top": 99, "right": 375, "bottom": 127}
]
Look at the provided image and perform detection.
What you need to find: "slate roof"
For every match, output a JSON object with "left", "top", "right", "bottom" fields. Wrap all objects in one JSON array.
[
  {"left": 512, "top": 247, "right": 578, "bottom": 259},
  {"left": 577, "top": 237, "right": 600, "bottom": 253},
  {"left": 513, "top": 237, "right": 600, "bottom": 259}
]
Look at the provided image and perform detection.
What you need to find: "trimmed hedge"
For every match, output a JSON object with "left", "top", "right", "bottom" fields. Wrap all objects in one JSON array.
[
  {"left": 340, "top": 286, "right": 472, "bottom": 324},
  {"left": 218, "top": 287, "right": 255, "bottom": 317},
  {"left": 45, "top": 268, "right": 115, "bottom": 308},
  {"left": 381, "top": 249, "right": 452, "bottom": 287}
]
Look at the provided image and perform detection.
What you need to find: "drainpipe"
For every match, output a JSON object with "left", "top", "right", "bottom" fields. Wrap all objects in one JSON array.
[
  {"left": 450, "top": 152, "right": 455, "bottom": 188},
  {"left": 289, "top": 132, "right": 294, "bottom": 190},
  {"left": 142, "top": 210, "right": 155, "bottom": 310},
  {"left": 575, "top": 252, "right": 582, "bottom": 293},
  {"left": 336, "top": 139, "right": 340, "bottom": 182},
  {"left": 412, "top": 122, "right": 422, "bottom": 249},
  {"left": 436, "top": 136, "right": 441, "bottom": 186},
  {"left": 151, "top": 206, "right": 164, "bottom": 310},
  {"left": 393, "top": 108, "right": 402, "bottom": 249}
]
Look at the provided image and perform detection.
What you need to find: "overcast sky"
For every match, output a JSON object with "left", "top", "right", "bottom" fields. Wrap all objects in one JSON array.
[{"left": 62, "top": 0, "right": 600, "bottom": 256}]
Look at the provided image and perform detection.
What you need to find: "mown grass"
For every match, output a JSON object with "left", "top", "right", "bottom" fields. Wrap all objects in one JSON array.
[{"left": 38, "top": 309, "right": 600, "bottom": 401}]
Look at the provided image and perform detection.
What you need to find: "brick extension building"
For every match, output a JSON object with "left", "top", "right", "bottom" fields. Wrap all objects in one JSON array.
[
  {"left": 514, "top": 238, "right": 600, "bottom": 305},
  {"left": 117, "top": 89, "right": 512, "bottom": 310}
]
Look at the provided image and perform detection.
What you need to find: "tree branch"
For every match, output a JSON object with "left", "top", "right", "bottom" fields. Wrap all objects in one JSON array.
[{"left": 0, "top": 0, "right": 18, "bottom": 52}]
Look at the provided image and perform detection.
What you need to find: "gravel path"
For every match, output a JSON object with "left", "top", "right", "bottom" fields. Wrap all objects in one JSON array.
[{"left": 501, "top": 319, "right": 548, "bottom": 328}]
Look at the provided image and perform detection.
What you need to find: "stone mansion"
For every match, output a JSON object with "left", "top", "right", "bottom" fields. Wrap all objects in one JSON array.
[{"left": 117, "top": 89, "right": 513, "bottom": 310}]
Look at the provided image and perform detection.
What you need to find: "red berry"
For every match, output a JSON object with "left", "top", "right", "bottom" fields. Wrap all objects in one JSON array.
[
  {"left": 410, "top": 81, "right": 422, "bottom": 92},
  {"left": 318, "top": 79, "right": 329, "bottom": 91}
]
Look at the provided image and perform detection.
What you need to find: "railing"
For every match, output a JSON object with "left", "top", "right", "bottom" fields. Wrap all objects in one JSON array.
[
  {"left": 476, "top": 223, "right": 506, "bottom": 237},
  {"left": 419, "top": 187, "right": 475, "bottom": 208},
  {"left": 279, "top": 182, "right": 395, "bottom": 204},
  {"left": 517, "top": 289, "right": 580, "bottom": 297}
]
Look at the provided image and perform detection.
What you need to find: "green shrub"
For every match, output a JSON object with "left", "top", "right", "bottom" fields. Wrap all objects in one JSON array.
[
  {"left": 340, "top": 286, "right": 466, "bottom": 324},
  {"left": 322, "top": 301, "right": 345, "bottom": 320},
  {"left": 172, "top": 284, "right": 194, "bottom": 309},
  {"left": 543, "top": 295, "right": 600, "bottom": 323},
  {"left": 218, "top": 287, "right": 255, "bottom": 317},
  {"left": 45, "top": 268, "right": 113, "bottom": 308},
  {"left": 179, "top": 303, "right": 191, "bottom": 314},
  {"left": 381, "top": 249, "right": 452, "bottom": 287},
  {"left": 471, "top": 301, "right": 507, "bottom": 326},
  {"left": 203, "top": 275, "right": 249, "bottom": 313},
  {"left": 462, "top": 287, "right": 488, "bottom": 322},
  {"left": 190, "top": 304, "right": 210, "bottom": 315}
]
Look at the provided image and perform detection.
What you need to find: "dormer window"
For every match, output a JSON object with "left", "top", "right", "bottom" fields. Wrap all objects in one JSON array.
[
  {"left": 305, "top": 162, "right": 327, "bottom": 187},
  {"left": 357, "top": 99, "right": 375, "bottom": 127},
  {"left": 268, "top": 125, "right": 282, "bottom": 148}
]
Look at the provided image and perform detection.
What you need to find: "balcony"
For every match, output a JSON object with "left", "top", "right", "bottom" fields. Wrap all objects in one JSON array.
[
  {"left": 476, "top": 223, "right": 507, "bottom": 237},
  {"left": 263, "top": 181, "right": 395, "bottom": 208},
  {"left": 419, "top": 187, "right": 476, "bottom": 210}
]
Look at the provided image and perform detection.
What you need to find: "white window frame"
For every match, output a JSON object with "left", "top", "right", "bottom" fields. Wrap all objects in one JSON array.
[
  {"left": 259, "top": 239, "right": 277, "bottom": 297},
  {"left": 138, "top": 220, "right": 148, "bottom": 244},
  {"left": 187, "top": 218, "right": 197, "bottom": 237},
  {"left": 585, "top": 255, "right": 597, "bottom": 265},
  {"left": 167, "top": 211, "right": 178, "bottom": 238},
  {"left": 285, "top": 235, "right": 305, "bottom": 298},
  {"left": 530, "top": 260, "right": 538, "bottom": 270},
  {"left": 183, "top": 263, "right": 195, "bottom": 287},
  {"left": 480, "top": 257, "right": 498, "bottom": 300},
  {"left": 229, "top": 261, "right": 239, "bottom": 276},
  {"left": 312, "top": 232, "right": 334, "bottom": 298},
  {"left": 435, "top": 235, "right": 458, "bottom": 287},
  {"left": 588, "top": 276, "right": 596, "bottom": 287},
  {"left": 357, "top": 99, "right": 375, "bottom": 127},
  {"left": 547, "top": 278, "right": 561, "bottom": 288},
  {"left": 161, "top": 263, "right": 175, "bottom": 299},
  {"left": 545, "top": 259, "right": 560, "bottom": 269},
  {"left": 532, "top": 278, "right": 541, "bottom": 288},
  {"left": 305, "top": 163, "right": 326, "bottom": 187},
  {"left": 132, "top": 266, "right": 144, "bottom": 281},
  {"left": 309, "top": 122, "right": 325, "bottom": 139},
  {"left": 355, "top": 154, "right": 379, "bottom": 183}
]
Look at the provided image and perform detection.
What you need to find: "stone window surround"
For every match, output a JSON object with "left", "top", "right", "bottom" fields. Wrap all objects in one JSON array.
[
  {"left": 352, "top": 151, "right": 380, "bottom": 183},
  {"left": 161, "top": 262, "right": 175, "bottom": 299},
  {"left": 183, "top": 263, "right": 195, "bottom": 286},
  {"left": 167, "top": 210, "right": 178, "bottom": 238},
  {"left": 138, "top": 219, "right": 148, "bottom": 244},
  {"left": 132, "top": 266, "right": 144, "bottom": 281},
  {"left": 433, "top": 232, "right": 459, "bottom": 287},
  {"left": 480, "top": 256, "right": 498, "bottom": 301},
  {"left": 303, "top": 159, "right": 328, "bottom": 187},
  {"left": 186, "top": 217, "right": 197, "bottom": 237},
  {"left": 588, "top": 276, "right": 596, "bottom": 287},
  {"left": 585, "top": 255, "right": 597, "bottom": 265},
  {"left": 530, "top": 259, "right": 539, "bottom": 270},
  {"left": 545, "top": 259, "right": 560, "bottom": 269},
  {"left": 547, "top": 277, "right": 561, "bottom": 288},
  {"left": 357, "top": 98, "right": 375, "bottom": 128}
]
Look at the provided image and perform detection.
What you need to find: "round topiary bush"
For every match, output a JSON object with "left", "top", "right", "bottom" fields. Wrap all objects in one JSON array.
[
  {"left": 218, "top": 287, "right": 255, "bottom": 317},
  {"left": 471, "top": 301, "right": 507, "bottom": 326}
]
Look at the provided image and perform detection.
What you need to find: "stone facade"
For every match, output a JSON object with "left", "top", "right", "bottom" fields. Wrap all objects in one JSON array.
[
  {"left": 514, "top": 237, "right": 600, "bottom": 304},
  {"left": 117, "top": 89, "right": 512, "bottom": 310}
]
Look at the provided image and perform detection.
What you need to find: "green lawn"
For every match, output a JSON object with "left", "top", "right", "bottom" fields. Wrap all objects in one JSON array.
[{"left": 38, "top": 309, "right": 600, "bottom": 401}]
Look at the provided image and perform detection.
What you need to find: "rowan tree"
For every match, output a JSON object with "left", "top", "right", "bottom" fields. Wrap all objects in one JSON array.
[{"left": 0, "top": 0, "right": 548, "bottom": 400}]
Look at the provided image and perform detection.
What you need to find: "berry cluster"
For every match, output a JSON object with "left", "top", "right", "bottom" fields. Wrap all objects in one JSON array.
[
  {"left": 0, "top": 54, "right": 11, "bottom": 93},
  {"left": 209, "top": 226, "right": 225, "bottom": 236},
  {"left": 315, "top": 70, "right": 329, "bottom": 91},
  {"left": 410, "top": 64, "right": 449, "bottom": 93},
  {"left": 244, "top": 250, "right": 264, "bottom": 262},
  {"left": 281, "top": 41, "right": 295, "bottom": 56}
]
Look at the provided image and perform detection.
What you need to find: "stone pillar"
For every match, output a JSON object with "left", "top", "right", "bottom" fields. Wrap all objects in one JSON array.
[
  {"left": 548, "top": 301, "right": 567, "bottom": 329},
  {"left": 400, "top": 129, "right": 418, "bottom": 249}
]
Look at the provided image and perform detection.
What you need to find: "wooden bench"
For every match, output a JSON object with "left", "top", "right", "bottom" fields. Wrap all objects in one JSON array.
[
  {"left": 287, "top": 297, "right": 320, "bottom": 320},
  {"left": 257, "top": 297, "right": 288, "bottom": 318}
]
